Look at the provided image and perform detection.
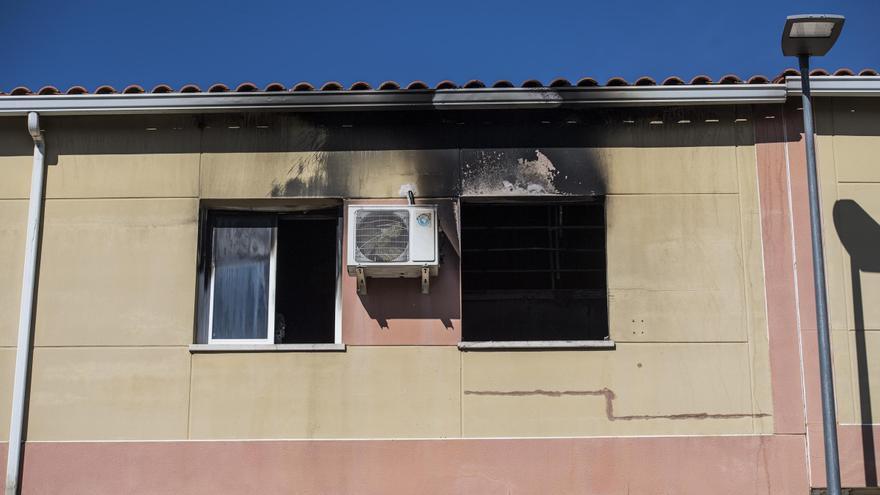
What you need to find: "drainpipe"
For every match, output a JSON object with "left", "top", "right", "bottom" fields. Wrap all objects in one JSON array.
[{"left": 5, "top": 112, "right": 46, "bottom": 495}]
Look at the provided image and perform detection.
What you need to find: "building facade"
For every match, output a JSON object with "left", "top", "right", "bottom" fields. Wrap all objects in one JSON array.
[{"left": 1, "top": 72, "right": 879, "bottom": 493}]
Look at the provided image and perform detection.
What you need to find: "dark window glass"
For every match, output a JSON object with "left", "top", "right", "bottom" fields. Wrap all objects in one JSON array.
[
  {"left": 461, "top": 201, "right": 608, "bottom": 341},
  {"left": 274, "top": 215, "right": 339, "bottom": 344}
]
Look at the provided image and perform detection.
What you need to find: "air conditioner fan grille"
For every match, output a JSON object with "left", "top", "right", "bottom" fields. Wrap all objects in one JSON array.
[{"left": 354, "top": 209, "right": 409, "bottom": 263}]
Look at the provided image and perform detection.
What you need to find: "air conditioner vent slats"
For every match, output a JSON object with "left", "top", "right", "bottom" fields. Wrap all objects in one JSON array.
[
  {"left": 347, "top": 205, "right": 438, "bottom": 286},
  {"left": 354, "top": 209, "right": 409, "bottom": 263}
]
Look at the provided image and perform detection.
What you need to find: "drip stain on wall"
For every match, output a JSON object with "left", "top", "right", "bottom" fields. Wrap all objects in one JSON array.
[{"left": 463, "top": 389, "right": 769, "bottom": 421}]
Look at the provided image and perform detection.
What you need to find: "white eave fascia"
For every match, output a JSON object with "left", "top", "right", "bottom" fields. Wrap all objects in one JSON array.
[
  {"left": 0, "top": 84, "right": 787, "bottom": 116},
  {"left": 429, "top": 84, "right": 787, "bottom": 109},
  {"left": 2, "top": 77, "right": 878, "bottom": 116},
  {"left": 786, "top": 75, "right": 880, "bottom": 97}
]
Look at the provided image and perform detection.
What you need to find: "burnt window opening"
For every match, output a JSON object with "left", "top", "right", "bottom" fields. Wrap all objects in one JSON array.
[
  {"left": 274, "top": 213, "right": 340, "bottom": 344},
  {"left": 200, "top": 207, "right": 341, "bottom": 345},
  {"left": 461, "top": 200, "right": 608, "bottom": 342}
]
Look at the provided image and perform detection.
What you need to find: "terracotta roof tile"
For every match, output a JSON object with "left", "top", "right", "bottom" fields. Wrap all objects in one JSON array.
[
  {"left": 37, "top": 86, "right": 60, "bottom": 95},
  {"left": 405, "top": 81, "right": 429, "bottom": 90},
  {"left": 235, "top": 82, "right": 259, "bottom": 92},
  {"left": 689, "top": 75, "right": 712, "bottom": 85},
  {"left": 291, "top": 82, "right": 315, "bottom": 91},
  {"left": 2, "top": 69, "right": 875, "bottom": 96},
  {"left": 661, "top": 76, "right": 685, "bottom": 85},
  {"left": 575, "top": 77, "right": 598, "bottom": 87},
  {"left": 320, "top": 81, "right": 343, "bottom": 91},
  {"left": 774, "top": 68, "right": 801, "bottom": 83},
  {"left": 377, "top": 81, "right": 400, "bottom": 90},
  {"left": 548, "top": 78, "right": 572, "bottom": 88},
  {"left": 263, "top": 82, "right": 286, "bottom": 92},
  {"left": 747, "top": 75, "right": 770, "bottom": 84},
  {"left": 349, "top": 81, "right": 372, "bottom": 90}
]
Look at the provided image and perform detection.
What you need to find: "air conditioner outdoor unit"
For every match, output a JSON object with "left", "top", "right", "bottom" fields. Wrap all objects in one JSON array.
[{"left": 346, "top": 204, "right": 439, "bottom": 295}]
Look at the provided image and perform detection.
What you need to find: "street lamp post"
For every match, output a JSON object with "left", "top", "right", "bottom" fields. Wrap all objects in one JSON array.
[{"left": 781, "top": 14, "right": 845, "bottom": 495}]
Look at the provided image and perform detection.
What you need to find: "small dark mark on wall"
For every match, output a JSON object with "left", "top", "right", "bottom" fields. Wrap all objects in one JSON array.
[{"left": 463, "top": 389, "right": 770, "bottom": 421}]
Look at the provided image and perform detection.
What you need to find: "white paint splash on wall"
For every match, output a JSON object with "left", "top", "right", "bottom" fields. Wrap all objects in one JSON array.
[{"left": 464, "top": 150, "right": 563, "bottom": 195}]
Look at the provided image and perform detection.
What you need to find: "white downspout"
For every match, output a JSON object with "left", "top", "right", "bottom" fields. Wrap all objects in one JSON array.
[{"left": 5, "top": 112, "right": 45, "bottom": 495}]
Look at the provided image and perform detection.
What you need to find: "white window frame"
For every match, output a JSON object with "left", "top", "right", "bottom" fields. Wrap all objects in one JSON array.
[
  {"left": 207, "top": 221, "right": 277, "bottom": 345},
  {"left": 204, "top": 211, "right": 343, "bottom": 347},
  {"left": 333, "top": 215, "right": 343, "bottom": 345}
]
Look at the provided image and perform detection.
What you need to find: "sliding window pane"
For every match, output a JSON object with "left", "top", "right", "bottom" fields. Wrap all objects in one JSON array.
[{"left": 210, "top": 215, "right": 274, "bottom": 341}]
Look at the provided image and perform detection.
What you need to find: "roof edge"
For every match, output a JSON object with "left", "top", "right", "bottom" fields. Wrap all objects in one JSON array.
[
  {"left": 785, "top": 75, "right": 880, "bottom": 97},
  {"left": 0, "top": 84, "right": 790, "bottom": 116}
]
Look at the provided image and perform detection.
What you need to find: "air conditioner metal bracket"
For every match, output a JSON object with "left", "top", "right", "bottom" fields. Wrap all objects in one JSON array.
[
  {"left": 421, "top": 266, "right": 430, "bottom": 295},
  {"left": 356, "top": 267, "right": 367, "bottom": 295}
]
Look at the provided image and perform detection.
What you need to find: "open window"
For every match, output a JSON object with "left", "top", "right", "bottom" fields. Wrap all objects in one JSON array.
[
  {"left": 460, "top": 199, "right": 608, "bottom": 343},
  {"left": 197, "top": 206, "right": 342, "bottom": 346}
]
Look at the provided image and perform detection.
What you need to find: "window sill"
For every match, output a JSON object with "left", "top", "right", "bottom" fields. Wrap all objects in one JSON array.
[
  {"left": 189, "top": 343, "right": 346, "bottom": 353},
  {"left": 458, "top": 340, "right": 615, "bottom": 351}
]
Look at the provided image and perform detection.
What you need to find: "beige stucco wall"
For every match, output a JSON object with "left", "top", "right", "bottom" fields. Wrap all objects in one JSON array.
[
  {"left": 190, "top": 346, "right": 461, "bottom": 439},
  {"left": 0, "top": 200, "right": 26, "bottom": 348},
  {"left": 26, "top": 347, "right": 191, "bottom": 441},
  {"left": 33, "top": 199, "right": 198, "bottom": 347},
  {"left": 0, "top": 110, "right": 774, "bottom": 441},
  {"left": 815, "top": 97, "right": 880, "bottom": 424},
  {"left": 0, "top": 199, "right": 26, "bottom": 442}
]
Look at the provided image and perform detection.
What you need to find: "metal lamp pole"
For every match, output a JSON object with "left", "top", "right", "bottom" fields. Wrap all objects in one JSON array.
[
  {"left": 782, "top": 14, "right": 845, "bottom": 495},
  {"left": 798, "top": 52, "right": 842, "bottom": 495}
]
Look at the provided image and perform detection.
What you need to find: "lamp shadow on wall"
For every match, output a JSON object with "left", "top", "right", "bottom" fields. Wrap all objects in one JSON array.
[{"left": 833, "top": 199, "right": 880, "bottom": 486}]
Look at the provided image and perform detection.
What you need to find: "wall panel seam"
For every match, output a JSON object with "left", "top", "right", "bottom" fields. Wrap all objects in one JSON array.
[{"left": 734, "top": 119, "right": 759, "bottom": 434}]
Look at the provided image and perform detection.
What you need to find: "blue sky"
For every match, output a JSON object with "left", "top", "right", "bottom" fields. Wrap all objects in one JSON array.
[{"left": 1, "top": 0, "right": 877, "bottom": 91}]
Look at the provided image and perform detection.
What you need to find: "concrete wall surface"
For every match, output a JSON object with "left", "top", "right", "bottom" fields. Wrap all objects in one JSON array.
[
  {"left": 0, "top": 107, "right": 775, "bottom": 443},
  {"left": 0, "top": 436, "right": 808, "bottom": 495},
  {"left": 4, "top": 100, "right": 876, "bottom": 492}
]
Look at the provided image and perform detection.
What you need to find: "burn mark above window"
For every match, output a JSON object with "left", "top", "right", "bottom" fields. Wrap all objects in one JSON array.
[{"left": 461, "top": 200, "right": 608, "bottom": 342}]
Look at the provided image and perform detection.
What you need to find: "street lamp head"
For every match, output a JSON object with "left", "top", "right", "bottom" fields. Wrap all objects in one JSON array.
[{"left": 782, "top": 14, "right": 845, "bottom": 57}]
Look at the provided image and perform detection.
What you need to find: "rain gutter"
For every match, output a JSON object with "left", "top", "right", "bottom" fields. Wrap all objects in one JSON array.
[
  {"left": 0, "top": 84, "right": 787, "bottom": 116},
  {"left": 5, "top": 112, "right": 45, "bottom": 495},
  {"left": 786, "top": 75, "right": 880, "bottom": 97},
  {"left": 1, "top": 78, "right": 878, "bottom": 117}
]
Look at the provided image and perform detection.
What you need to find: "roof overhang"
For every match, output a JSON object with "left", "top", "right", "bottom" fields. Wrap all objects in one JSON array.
[
  {"left": 0, "top": 77, "right": 877, "bottom": 116},
  {"left": 0, "top": 85, "right": 786, "bottom": 116},
  {"left": 785, "top": 75, "right": 880, "bottom": 97}
]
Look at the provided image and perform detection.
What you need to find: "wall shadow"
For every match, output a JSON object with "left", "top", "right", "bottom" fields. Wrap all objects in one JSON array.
[
  {"left": 833, "top": 199, "right": 880, "bottom": 486},
  {"left": 356, "top": 232, "right": 460, "bottom": 329}
]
